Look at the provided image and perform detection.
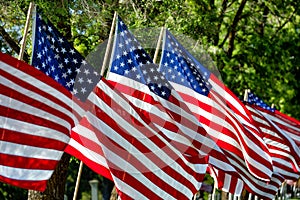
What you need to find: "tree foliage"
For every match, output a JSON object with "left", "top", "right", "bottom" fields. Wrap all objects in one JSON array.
[{"left": 0, "top": 0, "right": 299, "bottom": 199}]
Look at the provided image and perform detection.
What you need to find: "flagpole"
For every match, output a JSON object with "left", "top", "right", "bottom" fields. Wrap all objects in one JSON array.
[
  {"left": 18, "top": 2, "right": 34, "bottom": 61},
  {"left": 72, "top": 12, "right": 117, "bottom": 200},
  {"left": 153, "top": 27, "right": 164, "bottom": 64},
  {"left": 100, "top": 11, "right": 117, "bottom": 76},
  {"left": 243, "top": 89, "right": 250, "bottom": 102},
  {"left": 72, "top": 161, "right": 83, "bottom": 200}
]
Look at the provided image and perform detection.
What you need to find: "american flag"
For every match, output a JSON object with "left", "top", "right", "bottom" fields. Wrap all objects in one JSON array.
[
  {"left": 0, "top": 52, "right": 76, "bottom": 191},
  {"left": 106, "top": 15, "right": 242, "bottom": 199},
  {"left": 245, "top": 103, "right": 300, "bottom": 180},
  {"left": 31, "top": 7, "right": 100, "bottom": 103},
  {"left": 247, "top": 92, "right": 300, "bottom": 148},
  {"left": 30, "top": 7, "right": 104, "bottom": 177},
  {"left": 71, "top": 77, "right": 209, "bottom": 200},
  {"left": 246, "top": 92, "right": 300, "bottom": 177},
  {"left": 158, "top": 29, "right": 283, "bottom": 199}
]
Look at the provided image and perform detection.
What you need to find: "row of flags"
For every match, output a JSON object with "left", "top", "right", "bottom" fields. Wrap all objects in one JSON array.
[{"left": 1, "top": 5, "right": 300, "bottom": 200}]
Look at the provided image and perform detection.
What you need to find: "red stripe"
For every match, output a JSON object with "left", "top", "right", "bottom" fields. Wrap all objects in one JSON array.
[
  {"left": 92, "top": 125, "right": 199, "bottom": 200},
  {"left": 0, "top": 53, "right": 72, "bottom": 99},
  {"left": 0, "top": 128, "right": 67, "bottom": 150},
  {"left": 0, "top": 105, "right": 70, "bottom": 137},
  {"left": 0, "top": 81, "right": 74, "bottom": 128},
  {"left": 65, "top": 145, "right": 113, "bottom": 180},
  {"left": 0, "top": 153, "right": 59, "bottom": 170},
  {"left": 92, "top": 92, "right": 205, "bottom": 182},
  {"left": 69, "top": 127, "right": 106, "bottom": 156},
  {"left": 180, "top": 90, "right": 272, "bottom": 174},
  {"left": 0, "top": 175, "right": 47, "bottom": 192}
]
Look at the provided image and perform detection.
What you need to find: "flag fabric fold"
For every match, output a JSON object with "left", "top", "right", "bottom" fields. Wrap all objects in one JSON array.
[
  {"left": 106, "top": 15, "right": 243, "bottom": 198},
  {"left": 247, "top": 92, "right": 300, "bottom": 148},
  {"left": 245, "top": 92, "right": 300, "bottom": 180},
  {"left": 30, "top": 7, "right": 105, "bottom": 179},
  {"left": 0, "top": 52, "right": 75, "bottom": 191},
  {"left": 31, "top": 6, "right": 100, "bottom": 104},
  {"left": 106, "top": 15, "right": 210, "bottom": 199},
  {"left": 72, "top": 76, "right": 209, "bottom": 200},
  {"left": 158, "top": 29, "right": 282, "bottom": 199}
]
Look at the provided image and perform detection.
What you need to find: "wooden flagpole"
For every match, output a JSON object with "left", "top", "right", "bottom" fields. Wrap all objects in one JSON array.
[
  {"left": 243, "top": 89, "right": 250, "bottom": 102},
  {"left": 72, "top": 161, "right": 83, "bottom": 200},
  {"left": 153, "top": 26, "right": 164, "bottom": 64},
  {"left": 72, "top": 11, "right": 117, "bottom": 200},
  {"left": 101, "top": 11, "right": 117, "bottom": 77},
  {"left": 18, "top": 2, "right": 34, "bottom": 61}
]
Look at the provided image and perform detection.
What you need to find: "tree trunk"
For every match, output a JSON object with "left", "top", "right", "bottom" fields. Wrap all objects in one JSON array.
[{"left": 28, "top": 153, "right": 71, "bottom": 200}]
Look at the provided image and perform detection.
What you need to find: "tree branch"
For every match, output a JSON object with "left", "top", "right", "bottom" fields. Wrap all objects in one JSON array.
[
  {"left": 0, "top": 25, "right": 29, "bottom": 62},
  {"left": 271, "top": 9, "right": 297, "bottom": 41},
  {"left": 214, "top": 0, "right": 229, "bottom": 45},
  {"left": 220, "top": 0, "right": 247, "bottom": 58}
]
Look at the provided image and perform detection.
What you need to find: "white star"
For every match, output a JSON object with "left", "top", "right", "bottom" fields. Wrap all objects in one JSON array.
[
  {"left": 84, "top": 69, "right": 90, "bottom": 75},
  {"left": 87, "top": 79, "right": 92, "bottom": 84},
  {"left": 72, "top": 88, "right": 78, "bottom": 95},
  {"left": 54, "top": 75, "right": 59, "bottom": 81},
  {"left": 62, "top": 73, "right": 67, "bottom": 78},
  {"left": 81, "top": 87, "right": 87, "bottom": 94},
  {"left": 82, "top": 60, "right": 87, "bottom": 65},
  {"left": 78, "top": 77, "right": 84, "bottom": 83}
]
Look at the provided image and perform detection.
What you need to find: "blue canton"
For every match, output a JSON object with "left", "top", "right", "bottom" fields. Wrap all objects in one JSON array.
[
  {"left": 247, "top": 92, "right": 275, "bottom": 112},
  {"left": 159, "top": 29, "right": 211, "bottom": 96},
  {"left": 31, "top": 9, "right": 100, "bottom": 101},
  {"left": 110, "top": 16, "right": 171, "bottom": 99}
]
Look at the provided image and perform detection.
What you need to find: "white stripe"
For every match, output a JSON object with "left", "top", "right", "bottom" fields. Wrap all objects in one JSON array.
[
  {"left": 273, "top": 166, "right": 299, "bottom": 179},
  {"left": 86, "top": 110, "right": 199, "bottom": 199},
  {"left": 0, "top": 165, "right": 53, "bottom": 181},
  {"left": 0, "top": 117, "right": 69, "bottom": 143},
  {"left": 0, "top": 73, "right": 79, "bottom": 125},
  {"left": 0, "top": 94, "right": 71, "bottom": 131},
  {"left": 263, "top": 112, "right": 300, "bottom": 133},
  {"left": 112, "top": 176, "right": 148, "bottom": 199},
  {"left": 226, "top": 152, "right": 279, "bottom": 198},
  {"left": 0, "top": 141, "right": 63, "bottom": 160},
  {"left": 208, "top": 78, "right": 248, "bottom": 119},
  {"left": 271, "top": 151, "right": 299, "bottom": 171},
  {"left": 172, "top": 83, "right": 272, "bottom": 178},
  {"left": 223, "top": 173, "right": 231, "bottom": 191},
  {"left": 101, "top": 144, "right": 179, "bottom": 200},
  {"left": 264, "top": 138, "right": 289, "bottom": 151},
  {"left": 122, "top": 93, "right": 211, "bottom": 155},
  {"left": 68, "top": 138, "right": 108, "bottom": 169},
  {"left": 209, "top": 156, "right": 236, "bottom": 173},
  {"left": 1, "top": 61, "right": 81, "bottom": 123},
  {"left": 86, "top": 103, "right": 203, "bottom": 187},
  {"left": 256, "top": 108, "right": 300, "bottom": 157}
]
